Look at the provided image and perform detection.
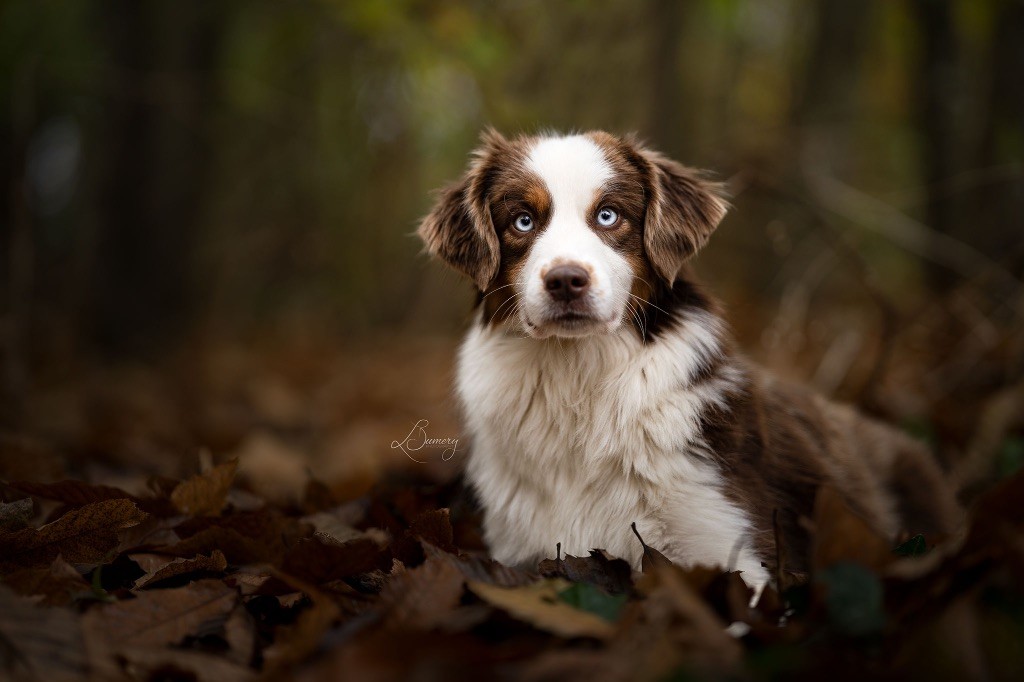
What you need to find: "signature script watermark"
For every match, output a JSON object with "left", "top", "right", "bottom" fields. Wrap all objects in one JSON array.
[{"left": 391, "top": 419, "right": 459, "bottom": 463}]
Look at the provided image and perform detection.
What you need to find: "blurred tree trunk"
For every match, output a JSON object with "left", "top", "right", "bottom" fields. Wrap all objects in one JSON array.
[
  {"left": 0, "top": 61, "right": 36, "bottom": 420},
  {"left": 978, "top": 1, "right": 1024, "bottom": 274},
  {"left": 89, "top": 2, "right": 224, "bottom": 358},
  {"left": 646, "top": 0, "right": 685, "bottom": 156},
  {"left": 794, "top": 0, "right": 873, "bottom": 164},
  {"left": 912, "top": 0, "right": 964, "bottom": 293}
]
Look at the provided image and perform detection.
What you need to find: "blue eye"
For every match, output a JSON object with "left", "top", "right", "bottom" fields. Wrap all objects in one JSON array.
[
  {"left": 514, "top": 213, "right": 534, "bottom": 232},
  {"left": 596, "top": 207, "right": 618, "bottom": 227}
]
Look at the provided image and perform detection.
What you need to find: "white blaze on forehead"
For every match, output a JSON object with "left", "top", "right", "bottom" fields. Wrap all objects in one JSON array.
[
  {"left": 526, "top": 135, "right": 612, "bottom": 213},
  {"left": 517, "top": 134, "right": 632, "bottom": 337}
]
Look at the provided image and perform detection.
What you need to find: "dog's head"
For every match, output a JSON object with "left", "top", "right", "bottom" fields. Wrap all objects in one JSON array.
[{"left": 418, "top": 130, "right": 727, "bottom": 338}]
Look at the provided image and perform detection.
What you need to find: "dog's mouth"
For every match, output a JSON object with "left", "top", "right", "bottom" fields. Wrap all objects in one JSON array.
[{"left": 522, "top": 308, "right": 610, "bottom": 338}]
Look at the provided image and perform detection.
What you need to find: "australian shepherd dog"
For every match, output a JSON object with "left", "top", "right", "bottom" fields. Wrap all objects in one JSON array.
[{"left": 418, "top": 129, "right": 959, "bottom": 589}]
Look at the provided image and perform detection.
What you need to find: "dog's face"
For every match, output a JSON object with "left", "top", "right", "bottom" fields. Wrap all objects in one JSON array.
[{"left": 419, "top": 130, "right": 727, "bottom": 338}]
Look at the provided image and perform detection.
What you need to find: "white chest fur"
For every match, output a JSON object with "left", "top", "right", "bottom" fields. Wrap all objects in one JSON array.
[{"left": 456, "top": 312, "right": 769, "bottom": 587}]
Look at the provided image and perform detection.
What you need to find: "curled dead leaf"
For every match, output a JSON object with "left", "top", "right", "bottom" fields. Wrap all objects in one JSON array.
[
  {"left": 171, "top": 459, "right": 238, "bottom": 516},
  {"left": 631, "top": 522, "right": 674, "bottom": 573},
  {"left": 131, "top": 550, "right": 229, "bottom": 589}
]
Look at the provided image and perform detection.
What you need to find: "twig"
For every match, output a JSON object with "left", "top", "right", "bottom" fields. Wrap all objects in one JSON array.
[{"left": 802, "top": 167, "right": 1024, "bottom": 298}]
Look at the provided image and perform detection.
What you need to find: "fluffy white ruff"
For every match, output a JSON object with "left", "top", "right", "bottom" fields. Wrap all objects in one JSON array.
[{"left": 456, "top": 309, "right": 770, "bottom": 589}]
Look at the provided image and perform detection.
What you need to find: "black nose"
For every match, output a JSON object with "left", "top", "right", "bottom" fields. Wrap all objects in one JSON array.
[{"left": 544, "top": 265, "right": 591, "bottom": 302}]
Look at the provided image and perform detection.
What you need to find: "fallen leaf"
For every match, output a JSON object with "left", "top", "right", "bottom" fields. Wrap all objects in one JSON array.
[
  {"left": 166, "top": 508, "right": 311, "bottom": 564},
  {"left": 468, "top": 579, "right": 615, "bottom": 639},
  {"left": 82, "top": 579, "right": 238, "bottom": 651},
  {"left": 633, "top": 562, "right": 743, "bottom": 673},
  {"left": 0, "top": 585, "right": 88, "bottom": 682},
  {"left": 292, "top": 630, "right": 508, "bottom": 682},
  {"left": 281, "top": 536, "right": 391, "bottom": 585},
  {"left": 262, "top": 598, "right": 340, "bottom": 673},
  {"left": 0, "top": 499, "right": 148, "bottom": 571},
  {"left": 165, "top": 527, "right": 272, "bottom": 565},
  {"left": 254, "top": 569, "right": 344, "bottom": 673},
  {"left": 422, "top": 542, "right": 536, "bottom": 587},
  {"left": 8, "top": 479, "right": 135, "bottom": 508},
  {"left": 303, "top": 503, "right": 365, "bottom": 544},
  {"left": 540, "top": 548, "right": 634, "bottom": 594},
  {"left": 894, "top": 534, "right": 929, "bottom": 557},
  {"left": 377, "top": 553, "right": 470, "bottom": 630},
  {"left": 556, "top": 582, "right": 627, "bottom": 622},
  {"left": 109, "top": 647, "right": 255, "bottom": 682},
  {"left": 392, "top": 508, "right": 458, "bottom": 566},
  {"left": 2, "top": 555, "right": 90, "bottom": 607},
  {"left": 631, "top": 522, "right": 674, "bottom": 573},
  {"left": 131, "top": 550, "right": 228, "bottom": 589},
  {"left": 0, "top": 498, "right": 33, "bottom": 532},
  {"left": 223, "top": 605, "right": 257, "bottom": 668},
  {"left": 171, "top": 459, "right": 238, "bottom": 516}
]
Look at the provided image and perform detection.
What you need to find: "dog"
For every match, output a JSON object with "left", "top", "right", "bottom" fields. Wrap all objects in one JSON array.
[{"left": 418, "top": 129, "right": 960, "bottom": 588}]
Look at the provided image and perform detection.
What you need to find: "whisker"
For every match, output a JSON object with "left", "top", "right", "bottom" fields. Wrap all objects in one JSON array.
[
  {"left": 488, "top": 292, "right": 521, "bottom": 325},
  {"left": 629, "top": 291, "right": 672, "bottom": 318},
  {"left": 480, "top": 283, "right": 515, "bottom": 302}
]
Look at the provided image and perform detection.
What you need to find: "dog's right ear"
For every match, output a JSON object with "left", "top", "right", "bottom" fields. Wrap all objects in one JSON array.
[{"left": 417, "top": 130, "right": 507, "bottom": 290}]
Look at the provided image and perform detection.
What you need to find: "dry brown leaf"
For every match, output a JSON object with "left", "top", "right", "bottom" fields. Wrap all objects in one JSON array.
[
  {"left": 2, "top": 555, "right": 91, "bottom": 607},
  {"left": 0, "top": 498, "right": 148, "bottom": 571},
  {"left": 377, "top": 553, "right": 470, "bottom": 630},
  {"left": 468, "top": 579, "right": 615, "bottom": 639},
  {"left": 291, "top": 630, "right": 506, "bottom": 682},
  {"left": 391, "top": 508, "right": 459, "bottom": 566},
  {"left": 281, "top": 536, "right": 391, "bottom": 585},
  {"left": 632, "top": 562, "right": 743, "bottom": 674},
  {"left": 131, "top": 550, "right": 228, "bottom": 589},
  {"left": 0, "top": 585, "right": 88, "bottom": 682},
  {"left": 303, "top": 505, "right": 365, "bottom": 545},
  {"left": 223, "top": 605, "right": 257, "bottom": 668},
  {"left": 9, "top": 479, "right": 135, "bottom": 507},
  {"left": 171, "top": 459, "right": 238, "bottom": 516},
  {"left": 631, "top": 522, "right": 675, "bottom": 574},
  {"left": 109, "top": 647, "right": 255, "bottom": 682},
  {"left": 421, "top": 542, "right": 536, "bottom": 588},
  {"left": 256, "top": 569, "right": 343, "bottom": 673},
  {"left": 539, "top": 548, "right": 634, "bottom": 594},
  {"left": 165, "top": 508, "right": 310, "bottom": 564},
  {"left": 83, "top": 579, "right": 237, "bottom": 651},
  {"left": 262, "top": 598, "right": 340, "bottom": 673},
  {"left": 0, "top": 498, "right": 33, "bottom": 533}
]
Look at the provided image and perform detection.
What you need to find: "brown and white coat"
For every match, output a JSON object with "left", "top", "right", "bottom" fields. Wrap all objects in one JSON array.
[{"left": 419, "top": 130, "right": 959, "bottom": 589}]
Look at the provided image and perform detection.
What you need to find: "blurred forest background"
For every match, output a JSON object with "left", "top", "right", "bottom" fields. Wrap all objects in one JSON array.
[{"left": 1, "top": 0, "right": 1022, "bottom": 499}]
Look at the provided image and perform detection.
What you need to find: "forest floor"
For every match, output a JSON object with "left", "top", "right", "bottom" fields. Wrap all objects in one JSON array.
[{"left": 1, "top": 334, "right": 1023, "bottom": 681}]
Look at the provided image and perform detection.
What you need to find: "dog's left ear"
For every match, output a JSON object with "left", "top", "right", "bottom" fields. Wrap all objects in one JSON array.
[{"left": 640, "top": 149, "right": 729, "bottom": 284}]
